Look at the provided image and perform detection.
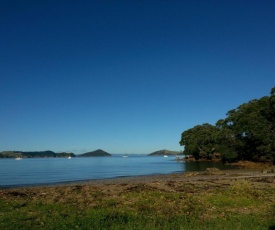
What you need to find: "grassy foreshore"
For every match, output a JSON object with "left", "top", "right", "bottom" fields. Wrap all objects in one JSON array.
[{"left": 1, "top": 167, "right": 275, "bottom": 230}]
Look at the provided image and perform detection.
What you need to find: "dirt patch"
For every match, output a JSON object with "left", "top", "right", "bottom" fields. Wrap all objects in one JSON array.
[{"left": 228, "top": 161, "right": 272, "bottom": 169}]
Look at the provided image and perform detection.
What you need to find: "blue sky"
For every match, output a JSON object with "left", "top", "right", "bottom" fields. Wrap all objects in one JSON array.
[{"left": 1, "top": 0, "right": 274, "bottom": 154}]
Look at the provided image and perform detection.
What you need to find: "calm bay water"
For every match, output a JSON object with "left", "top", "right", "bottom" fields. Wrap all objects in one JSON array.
[{"left": 0, "top": 155, "right": 233, "bottom": 187}]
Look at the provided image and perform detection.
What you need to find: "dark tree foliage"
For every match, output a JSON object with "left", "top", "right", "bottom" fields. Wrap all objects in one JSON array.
[
  {"left": 179, "top": 123, "right": 220, "bottom": 160},
  {"left": 180, "top": 87, "right": 275, "bottom": 163},
  {"left": 223, "top": 96, "right": 275, "bottom": 162}
]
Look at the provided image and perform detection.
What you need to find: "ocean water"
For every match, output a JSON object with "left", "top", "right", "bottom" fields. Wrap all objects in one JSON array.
[{"left": 0, "top": 155, "right": 233, "bottom": 187}]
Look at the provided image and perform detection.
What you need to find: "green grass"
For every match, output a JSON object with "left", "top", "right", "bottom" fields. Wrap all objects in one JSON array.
[
  {"left": 0, "top": 201, "right": 274, "bottom": 230},
  {"left": 1, "top": 179, "right": 275, "bottom": 229}
]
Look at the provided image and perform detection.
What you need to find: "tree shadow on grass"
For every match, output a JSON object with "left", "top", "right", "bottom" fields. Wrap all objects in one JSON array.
[{"left": 269, "top": 225, "right": 275, "bottom": 230}]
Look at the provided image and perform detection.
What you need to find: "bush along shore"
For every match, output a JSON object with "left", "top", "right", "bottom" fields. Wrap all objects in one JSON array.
[{"left": 1, "top": 167, "right": 275, "bottom": 230}]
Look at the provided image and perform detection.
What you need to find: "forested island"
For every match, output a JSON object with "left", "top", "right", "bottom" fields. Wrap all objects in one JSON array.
[
  {"left": 148, "top": 149, "right": 182, "bottom": 156},
  {"left": 0, "top": 151, "right": 75, "bottom": 158},
  {"left": 0, "top": 149, "right": 113, "bottom": 158},
  {"left": 78, "top": 149, "right": 111, "bottom": 157},
  {"left": 180, "top": 87, "right": 275, "bottom": 164}
]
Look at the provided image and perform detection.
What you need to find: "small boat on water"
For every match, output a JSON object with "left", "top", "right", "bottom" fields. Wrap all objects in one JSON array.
[
  {"left": 123, "top": 151, "right": 128, "bottom": 158},
  {"left": 15, "top": 157, "right": 22, "bottom": 160},
  {"left": 68, "top": 156, "right": 72, "bottom": 159},
  {"left": 163, "top": 155, "right": 168, "bottom": 157}
]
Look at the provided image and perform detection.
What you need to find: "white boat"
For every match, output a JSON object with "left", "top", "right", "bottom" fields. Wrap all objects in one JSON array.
[
  {"left": 163, "top": 155, "right": 168, "bottom": 157},
  {"left": 68, "top": 156, "right": 72, "bottom": 159},
  {"left": 15, "top": 157, "right": 22, "bottom": 160},
  {"left": 123, "top": 151, "right": 128, "bottom": 157}
]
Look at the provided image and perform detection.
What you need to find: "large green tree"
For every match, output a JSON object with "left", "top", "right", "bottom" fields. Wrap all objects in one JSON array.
[
  {"left": 179, "top": 123, "right": 220, "bottom": 160},
  {"left": 180, "top": 87, "right": 275, "bottom": 163},
  {"left": 223, "top": 96, "right": 275, "bottom": 162}
]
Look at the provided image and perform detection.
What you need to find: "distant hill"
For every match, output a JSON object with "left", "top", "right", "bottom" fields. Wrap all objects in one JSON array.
[
  {"left": 148, "top": 149, "right": 182, "bottom": 156},
  {"left": 78, "top": 149, "right": 111, "bottom": 157},
  {"left": 0, "top": 151, "right": 76, "bottom": 158}
]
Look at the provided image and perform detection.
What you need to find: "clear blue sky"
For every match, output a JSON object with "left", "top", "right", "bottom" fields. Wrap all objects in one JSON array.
[{"left": 1, "top": 0, "right": 274, "bottom": 154}]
